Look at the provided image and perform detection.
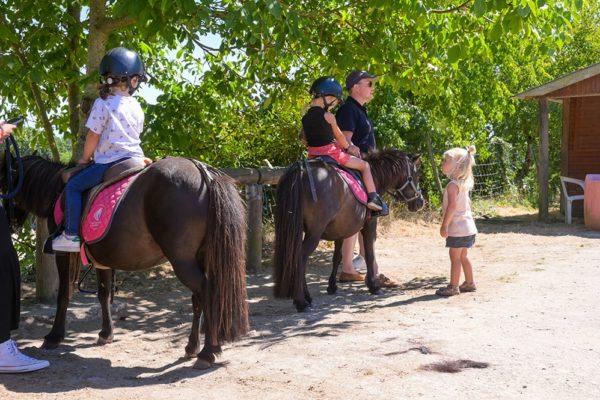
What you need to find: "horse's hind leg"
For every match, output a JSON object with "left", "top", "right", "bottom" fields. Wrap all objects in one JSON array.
[
  {"left": 184, "top": 292, "right": 202, "bottom": 358},
  {"left": 96, "top": 268, "right": 114, "bottom": 345},
  {"left": 327, "top": 239, "right": 343, "bottom": 295},
  {"left": 169, "top": 258, "right": 220, "bottom": 369},
  {"left": 293, "top": 234, "right": 320, "bottom": 312},
  {"left": 43, "top": 253, "right": 72, "bottom": 349}
]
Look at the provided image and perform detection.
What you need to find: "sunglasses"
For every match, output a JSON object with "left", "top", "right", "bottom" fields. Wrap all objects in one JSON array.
[{"left": 360, "top": 81, "right": 374, "bottom": 87}]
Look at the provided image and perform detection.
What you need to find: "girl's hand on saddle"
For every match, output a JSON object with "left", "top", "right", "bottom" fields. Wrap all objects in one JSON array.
[
  {"left": 440, "top": 225, "right": 448, "bottom": 238},
  {"left": 143, "top": 157, "right": 153, "bottom": 165},
  {"left": 347, "top": 144, "right": 361, "bottom": 157}
]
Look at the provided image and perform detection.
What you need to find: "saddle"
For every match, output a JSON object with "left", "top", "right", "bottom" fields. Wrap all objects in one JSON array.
[
  {"left": 45, "top": 158, "right": 148, "bottom": 260},
  {"left": 309, "top": 156, "right": 367, "bottom": 205}
]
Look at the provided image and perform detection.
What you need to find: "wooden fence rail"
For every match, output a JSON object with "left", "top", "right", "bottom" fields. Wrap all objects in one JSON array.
[{"left": 221, "top": 167, "right": 287, "bottom": 272}]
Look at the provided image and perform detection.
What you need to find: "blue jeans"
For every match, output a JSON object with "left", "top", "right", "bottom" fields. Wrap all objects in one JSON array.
[{"left": 64, "top": 161, "right": 118, "bottom": 236}]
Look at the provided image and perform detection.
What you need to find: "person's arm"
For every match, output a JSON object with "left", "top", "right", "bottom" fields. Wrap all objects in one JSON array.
[
  {"left": 341, "top": 130, "right": 360, "bottom": 157},
  {"left": 324, "top": 112, "right": 351, "bottom": 150},
  {"left": 78, "top": 130, "right": 101, "bottom": 165},
  {"left": 440, "top": 183, "right": 458, "bottom": 238}
]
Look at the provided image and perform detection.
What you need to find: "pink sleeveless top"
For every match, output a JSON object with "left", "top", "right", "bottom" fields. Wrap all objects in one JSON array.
[{"left": 443, "top": 180, "right": 477, "bottom": 237}]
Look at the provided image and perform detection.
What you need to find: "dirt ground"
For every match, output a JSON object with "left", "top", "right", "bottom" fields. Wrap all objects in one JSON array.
[{"left": 2, "top": 209, "right": 600, "bottom": 399}]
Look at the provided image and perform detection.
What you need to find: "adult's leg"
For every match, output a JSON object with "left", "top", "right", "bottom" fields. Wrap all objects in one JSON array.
[
  {"left": 341, "top": 233, "right": 358, "bottom": 274},
  {"left": 0, "top": 205, "right": 20, "bottom": 342}
]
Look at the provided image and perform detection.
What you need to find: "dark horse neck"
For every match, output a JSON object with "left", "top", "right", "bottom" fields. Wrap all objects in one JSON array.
[
  {"left": 16, "top": 155, "right": 66, "bottom": 218},
  {"left": 364, "top": 149, "right": 410, "bottom": 192}
]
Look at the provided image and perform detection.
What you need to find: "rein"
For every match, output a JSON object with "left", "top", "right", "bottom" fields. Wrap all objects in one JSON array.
[{"left": 1, "top": 135, "right": 25, "bottom": 231}]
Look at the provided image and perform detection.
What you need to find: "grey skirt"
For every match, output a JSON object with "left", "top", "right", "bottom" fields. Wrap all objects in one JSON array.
[{"left": 446, "top": 234, "right": 476, "bottom": 249}]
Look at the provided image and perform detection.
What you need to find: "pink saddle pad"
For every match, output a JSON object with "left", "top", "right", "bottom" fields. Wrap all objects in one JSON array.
[
  {"left": 81, "top": 175, "right": 136, "bottom": 243},
  {"left": 332, "top": 166, "right": 367, "bottom": 205}
]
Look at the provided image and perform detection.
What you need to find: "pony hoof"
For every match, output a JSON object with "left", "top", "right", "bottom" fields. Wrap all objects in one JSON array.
[
  {"left": 41, "top": 339, "right": 60, "bottom": 350},
  {"left": 369, "top": 286, "right": 381, "bottom": 295},
  {"left": 294, "top": 302, "right": 310, "bottom": 313},
  {"left": 97, "top": 335, "right": 113, "bottom": 345},
  {"left": 326, "top": 286, "right": 337, "bottom": 295},
  {"left": 192, "top": 358, "right": 213, "bottom": 370}
]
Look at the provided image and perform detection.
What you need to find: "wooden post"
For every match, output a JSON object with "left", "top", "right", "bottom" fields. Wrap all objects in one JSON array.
[
  {"left": 35, "top": 218, "right": 58, "bottom": 304},
  {"left": 246, "top": 184, "right": 263, "bottom": 273},
  {"left": 426, "top": 133, "right": 443, "bottom": 197},
  {"left": 538, "top": 98, "right": 549, "bottom": 221}
]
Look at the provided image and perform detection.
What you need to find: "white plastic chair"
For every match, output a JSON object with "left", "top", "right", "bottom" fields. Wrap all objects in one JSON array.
[{"left": 560, "top": 176, "right": 585, "bottom": 224}]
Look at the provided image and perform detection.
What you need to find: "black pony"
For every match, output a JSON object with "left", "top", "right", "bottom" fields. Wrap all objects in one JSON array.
[
  {"left": 0, "top": 153, "right": 249, "bottom": 369},
  {"left": 273, "top": 149, "right": 425, "bottom": 312}
]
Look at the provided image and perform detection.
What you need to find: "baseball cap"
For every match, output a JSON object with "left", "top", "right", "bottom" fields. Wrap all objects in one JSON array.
[{"left": 345, "top": 70, "right": 378, "bottom": 90}]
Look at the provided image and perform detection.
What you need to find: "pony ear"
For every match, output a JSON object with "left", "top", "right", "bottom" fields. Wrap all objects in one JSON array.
[
  {"left": 411, "top": 153, "right": 422, "bottom": 166},
  {"left": 32, "top": 150, "right": 38, "bottom": 156}
]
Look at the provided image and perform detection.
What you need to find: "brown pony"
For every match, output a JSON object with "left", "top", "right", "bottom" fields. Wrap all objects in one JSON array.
[
  {"left": 273, "top": 149, "right": 425, "bottom": 312},
  {"left": 0, "top": 154, "right": 249, "bottom": 369}
]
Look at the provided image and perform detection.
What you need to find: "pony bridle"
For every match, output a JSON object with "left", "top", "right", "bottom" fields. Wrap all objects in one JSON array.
[{"left": 388, "top": 160, "right": 423, "bottom": 203}]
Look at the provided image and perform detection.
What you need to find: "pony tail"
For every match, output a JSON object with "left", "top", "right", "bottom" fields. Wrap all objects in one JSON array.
[
  {"left": 193, "top": 161, "right": 249, "bottom": 343},
  {"left": 273, "top": 162, "right": 304, "bottom": 299},
  {"left": 467, "top": 145, "right": 477, "bottom": 156}
]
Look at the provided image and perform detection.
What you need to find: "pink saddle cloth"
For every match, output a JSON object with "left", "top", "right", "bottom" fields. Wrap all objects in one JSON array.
[
  {"left": 81, "top": 175, "right": 136, "bottom": 243},
  {"left": 331, "top": 165, "right": 367, "bottom": 205},
  {"left": 53, "top": 174, "right": 136, "bottom": 243}
]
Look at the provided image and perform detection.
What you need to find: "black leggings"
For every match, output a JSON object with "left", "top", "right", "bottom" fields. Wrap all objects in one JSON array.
[{"left": 0, "top": 204, "right": 20, "bottom": 343}]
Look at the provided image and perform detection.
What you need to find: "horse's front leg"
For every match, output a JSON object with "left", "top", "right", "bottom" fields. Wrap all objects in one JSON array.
[
  {"left": 42, "top": 253, "right": 72, "bottom": 349},
  {"left": 362, "top": 219, "right": 381, "bottom": 294},
  {"left": 327, "top": 239, "right": 343, "bottom": 294},
  {"left": 96, "top": 268, "right": 114, "bottom": 345}
]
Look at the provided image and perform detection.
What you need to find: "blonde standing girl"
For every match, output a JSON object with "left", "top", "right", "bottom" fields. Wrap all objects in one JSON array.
[{"left": 437, "top": 145, "right": 478, "bottom": 296}]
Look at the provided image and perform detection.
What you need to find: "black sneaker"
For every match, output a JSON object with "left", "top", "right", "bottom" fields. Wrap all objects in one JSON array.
[{"left": 367, "top": 193, "right": 383, "bottom": 211}]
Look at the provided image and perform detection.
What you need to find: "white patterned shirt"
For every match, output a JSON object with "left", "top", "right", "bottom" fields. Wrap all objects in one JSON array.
[{"left": 85, "top": 93, "right": 145, "bottom": 164}]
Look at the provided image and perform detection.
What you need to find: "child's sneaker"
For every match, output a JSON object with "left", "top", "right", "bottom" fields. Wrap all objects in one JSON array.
[
  {"left": 459, "top": 281, "right": 477, "bottom": 292},
  {"left": 435, "top": 285, "right": 460, "bottom": 296},
  {"left": 367, "top": 193, "right": 389, "bottom": 216},
  {"left": 52, "top": 233, "right": 81, "bottom": 252},
  {"left": 0, "top": 340, "right": 49, "bottom": 373}
]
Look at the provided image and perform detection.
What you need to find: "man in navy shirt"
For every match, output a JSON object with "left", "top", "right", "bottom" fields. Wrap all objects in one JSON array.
[{"left": 335, "top": 70, "right": 397, "bottom": 287}]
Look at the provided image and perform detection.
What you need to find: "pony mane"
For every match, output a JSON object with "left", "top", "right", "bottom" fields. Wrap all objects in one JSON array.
[
  {"left": 364, "top": 149, "right": 411, "bottom": 191},
  {"left": 18, "top": 155, "right": 67, "bottom": 217}
]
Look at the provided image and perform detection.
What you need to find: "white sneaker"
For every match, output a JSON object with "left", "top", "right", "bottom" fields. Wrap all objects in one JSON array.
[
  {"left": 352, "top": 255, "right": 367, "bottom": 271},
  {"left": 0, "top": 340, "right": 49, "bottom": 373},
  {"left": 52, "top": 233, "right": 81, "bottom": 252}
]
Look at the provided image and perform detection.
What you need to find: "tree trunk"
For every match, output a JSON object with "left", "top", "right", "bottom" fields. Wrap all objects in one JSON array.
[
  {"left": 35, "top": 218, "right": 58, "bottom": 304},
  {"left": 426, "top": 133, "right": 443, "bottom": 197}
]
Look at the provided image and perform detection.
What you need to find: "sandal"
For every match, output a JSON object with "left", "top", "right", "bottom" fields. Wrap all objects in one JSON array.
[
  {"left": 435, "top": 285, "right": 460, "bottom": 297},
  {"left": 459, "top": 281, "right": 477, "bottom": 292}
]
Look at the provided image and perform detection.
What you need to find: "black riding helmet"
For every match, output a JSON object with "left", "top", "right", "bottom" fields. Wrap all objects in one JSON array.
[
  {"left": 99, "top": 47, "right": 148, "bottom": 94},
  {"left": 310, "top": 77, "right": 343, "bottom": 111}
]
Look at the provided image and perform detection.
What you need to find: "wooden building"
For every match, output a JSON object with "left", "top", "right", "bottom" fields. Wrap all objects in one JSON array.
[{"left": 514, "top": 63, "right": 600, "bottom": 219}]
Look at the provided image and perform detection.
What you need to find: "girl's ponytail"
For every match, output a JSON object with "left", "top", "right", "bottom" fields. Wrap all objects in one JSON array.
[{"left": 98, "top": 83, "right": 111, "bottom": 100}]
